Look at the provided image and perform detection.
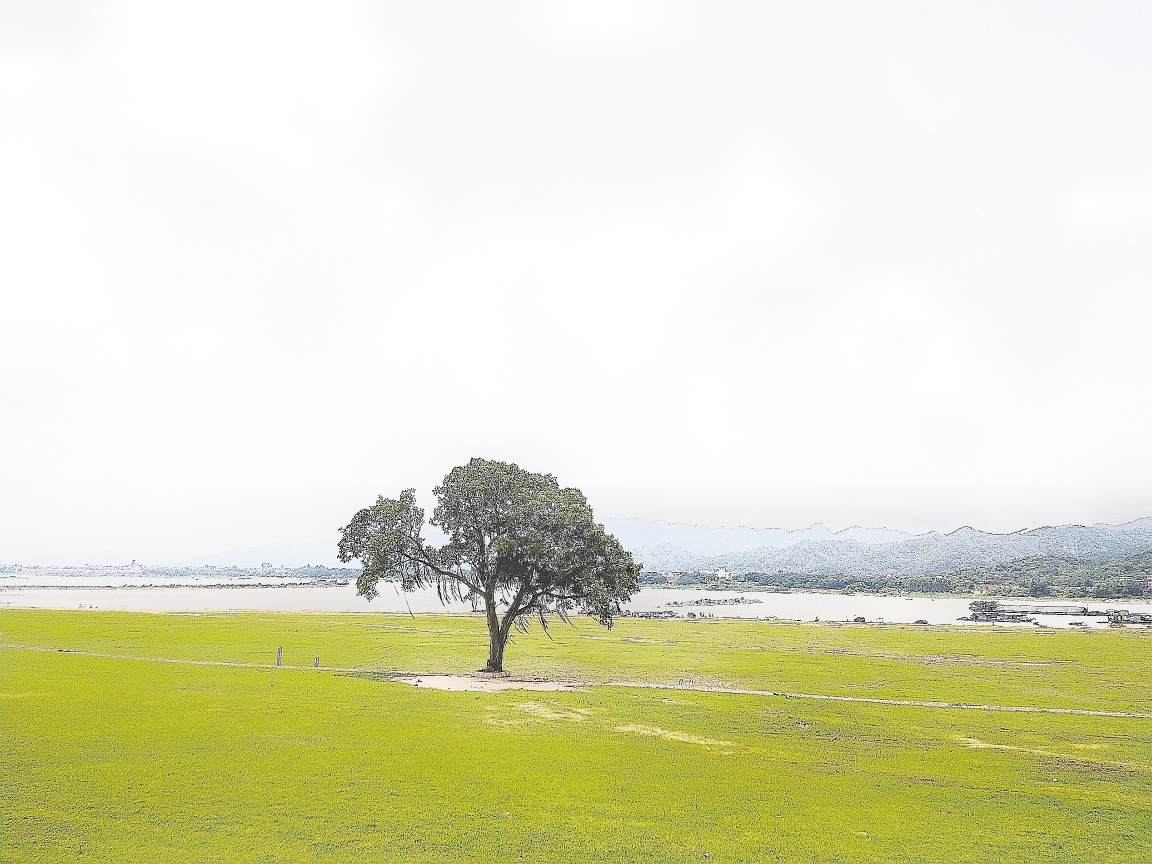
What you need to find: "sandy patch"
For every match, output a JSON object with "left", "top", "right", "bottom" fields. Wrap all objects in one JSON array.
[
  {"left": 516, "top": 702, "right": 590, "bottom": 720},
  {"left": 394, "top": 674, "right": 578, "bottom": 693},
  {"left": 956, "top": 737, "right": 1145, "bottom": 770},
  {"left": 484, "top": 701, "right": 589, "bottom": 727},
  {"left": 615, "top": 723, "right": 735, "bottom": 750}
]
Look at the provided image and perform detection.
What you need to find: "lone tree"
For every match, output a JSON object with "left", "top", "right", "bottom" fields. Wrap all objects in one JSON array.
[{"left": 338, "top": 458, "right": 640, "bottom": 673}]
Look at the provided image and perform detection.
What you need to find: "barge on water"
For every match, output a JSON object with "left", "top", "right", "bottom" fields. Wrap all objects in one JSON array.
[
  {"left": 963, "top": 600, "right": 1092, "bottom": 622},
  {"left": 961, "top": 600, "right": 1152, "bottom": 626}
]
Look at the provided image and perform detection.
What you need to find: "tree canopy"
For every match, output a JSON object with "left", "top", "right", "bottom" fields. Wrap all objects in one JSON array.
[{"left": 337, "top": 458, "right": 640, "bottom": 672}]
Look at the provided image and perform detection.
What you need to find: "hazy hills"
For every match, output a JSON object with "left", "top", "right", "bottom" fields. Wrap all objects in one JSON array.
[
  {"left": 160, "top": 518, "right": 1150, "bottom": 586},
  {"left": 618, "top": 518, "right": 1152, "bottom": 579},
  {"left": 601, "top": 519, "right": 913, "bottom": 556},
  {"left": 12, "top": 517, "right": 1147, "bottom": 600}
]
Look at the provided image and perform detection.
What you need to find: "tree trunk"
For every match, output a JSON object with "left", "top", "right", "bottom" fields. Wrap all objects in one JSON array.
[{"left": 484, "top": 594, "right": 505, "bottom": 673}]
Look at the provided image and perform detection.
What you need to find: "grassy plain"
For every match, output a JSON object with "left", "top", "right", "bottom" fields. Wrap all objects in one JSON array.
[{"left": 2, "top": 609, "right": 1149, "bottom": 863}]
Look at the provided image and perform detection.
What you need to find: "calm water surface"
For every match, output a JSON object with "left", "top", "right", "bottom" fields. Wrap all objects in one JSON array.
[{"left": 2, "top": 575, "right": 1147, "bottom": 629}]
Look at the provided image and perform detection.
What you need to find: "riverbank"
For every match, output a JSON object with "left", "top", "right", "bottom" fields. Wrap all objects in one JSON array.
[{"left": 4, "top": 577, "right": 1149, "bottom": 629}]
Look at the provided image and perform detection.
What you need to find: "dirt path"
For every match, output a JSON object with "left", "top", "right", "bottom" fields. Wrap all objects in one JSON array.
[
  {"left": 1, "top": 643, "right": 370, "bottom": 673},
  {"left": 394, "top": 674, "right": 577, "bottom": 692},
  {"left": 4, "top": 643, "right": 1150, "bottom": 719},
  {"left": 597, "top": 680, "right": 1152, "bottom": 719}
]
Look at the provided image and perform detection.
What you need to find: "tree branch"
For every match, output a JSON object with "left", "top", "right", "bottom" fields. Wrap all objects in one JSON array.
[{"left": 388, "top": 546, "right": 481, "bottom": 595}]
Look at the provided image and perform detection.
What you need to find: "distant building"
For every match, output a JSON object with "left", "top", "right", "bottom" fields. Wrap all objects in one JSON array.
[
  {"left": 663, "top": 571, "right": 687, "bottom": 584},
  {"left": 715, "top": 568, "right": 732, "bottom": 582}
]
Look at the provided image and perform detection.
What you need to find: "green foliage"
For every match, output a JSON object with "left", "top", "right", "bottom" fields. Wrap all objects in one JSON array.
[
  {"left": 646, "top": 549, "right": 1152, "bottom": 599},
  {"left": 954, "top": 550, "right": 1152, "bottom": 599},
  {"left": 338, "top": 458, "right": 639, "bottom": 671},
  {"left": 2, "top": 610, "right": 1148, "bottom": 863}
]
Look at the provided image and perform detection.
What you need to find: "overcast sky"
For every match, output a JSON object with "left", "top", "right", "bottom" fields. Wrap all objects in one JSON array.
[{"left": 1, "top": 2, "right": 1149, "bottom": 564}]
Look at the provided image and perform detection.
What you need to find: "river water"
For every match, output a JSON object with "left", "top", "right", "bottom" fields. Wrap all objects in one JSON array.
[{"left": 2, "top": 575, "right": 1147, "bottom": 629}]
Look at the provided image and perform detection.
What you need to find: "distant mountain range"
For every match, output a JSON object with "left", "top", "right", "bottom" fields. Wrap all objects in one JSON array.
[
  {"left": 600, "top": 519, "right": 913, "bottom": 555},
  {"left": 607, "top": 518, "right": 1152, "bottom": 579},
  {"left": 172, "top": 518, "right": 1152, "bottom": 583},
  {"left": 13, "top": 517, "right": 1133, "bottom": 601}
]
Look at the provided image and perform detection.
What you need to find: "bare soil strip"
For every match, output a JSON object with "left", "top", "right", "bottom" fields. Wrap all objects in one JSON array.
[
  {"left": 4, "top": 643, "right": 1149, "bottom": 719},
  {"left": 1, "top": 643, "right": 370, "bottom": 673},
  {"left": 395, "top": 674, "right": 576, "bottom": 692},
  {"left": 597, "top": 680, "right": 1152, "bottom": 719}
]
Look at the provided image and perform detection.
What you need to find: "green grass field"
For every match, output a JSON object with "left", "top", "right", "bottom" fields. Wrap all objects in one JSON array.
[{"left": 2, "top": 610, "right": 1149, "bottom": 862}]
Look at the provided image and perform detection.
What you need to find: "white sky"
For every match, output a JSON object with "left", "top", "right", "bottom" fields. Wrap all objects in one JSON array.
[{"left": 1, "top": 2, "right": 1150, "bottom": 564}]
